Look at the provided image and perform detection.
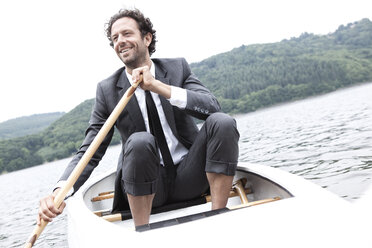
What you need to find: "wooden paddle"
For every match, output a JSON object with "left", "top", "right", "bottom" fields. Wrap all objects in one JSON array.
[{"left": 24, "top": 76, "right": 143, "bottom": 248}]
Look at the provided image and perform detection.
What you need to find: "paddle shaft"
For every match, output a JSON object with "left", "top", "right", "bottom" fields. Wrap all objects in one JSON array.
[{"left": 24, "top": 77, "right": 142, "bottom": 248}]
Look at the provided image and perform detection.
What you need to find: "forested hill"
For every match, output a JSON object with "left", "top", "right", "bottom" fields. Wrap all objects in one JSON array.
[
  {"left": 191, "top": 18, "right": 372, "bottom": 113},
  {"left": 1, "top": 18, "right": 371, "bottom": 174},
  {"left": 0, "top": 99, "right": 122, "bottom": 173},
  {"left": 0, "top": 112, "right": 64, "bottom": 140}
]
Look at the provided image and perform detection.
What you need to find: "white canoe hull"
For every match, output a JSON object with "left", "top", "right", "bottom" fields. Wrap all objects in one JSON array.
[{"left": 67, "top": 162, "right": 368, "bottom": 248}]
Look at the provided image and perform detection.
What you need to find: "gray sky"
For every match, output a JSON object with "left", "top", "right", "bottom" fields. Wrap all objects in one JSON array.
[{"left": 0, "top": 0, "right": 371, "bottom": 122}]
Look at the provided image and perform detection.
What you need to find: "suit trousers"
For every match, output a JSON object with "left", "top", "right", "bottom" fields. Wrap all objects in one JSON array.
[{"left": 114, "top": 112, "right": 240, "bottom": 210}]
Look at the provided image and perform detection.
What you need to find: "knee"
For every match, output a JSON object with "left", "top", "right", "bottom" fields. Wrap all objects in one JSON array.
[
  {"left": 125, "top": 132, "right": 157, "bottom": 155},
  {"left": 122, "top": 132, "right": 160, "bottom": 182},
  {"left": 206, "top": 113, "right": 238, "bottom": 134}
]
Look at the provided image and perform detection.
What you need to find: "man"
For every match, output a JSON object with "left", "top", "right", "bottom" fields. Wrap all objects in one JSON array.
[{"left": 38, "top": 8, "right": 239, "bottom": 227}]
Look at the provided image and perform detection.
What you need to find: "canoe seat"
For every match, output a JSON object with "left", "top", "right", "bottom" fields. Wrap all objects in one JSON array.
[
  {"left": 91, "top": 180, "right": 252, "bottom": 203},
  {"left": 91, "top": 178, "right": 282, "bottom": 224}
]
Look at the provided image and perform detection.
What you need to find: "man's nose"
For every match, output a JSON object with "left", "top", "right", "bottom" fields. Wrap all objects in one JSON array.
[{"left": 115, "top": 35, "right": 126, "bottom": 47}]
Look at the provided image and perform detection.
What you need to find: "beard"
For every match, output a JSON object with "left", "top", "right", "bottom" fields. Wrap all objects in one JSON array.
[{"left": 119, "top": 45, "right": 149, "bottom": 70}]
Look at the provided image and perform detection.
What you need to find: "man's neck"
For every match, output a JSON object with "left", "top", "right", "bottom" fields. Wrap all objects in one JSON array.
[
  {"left": 125, "top": 60, "right": 155, "bottom": 86},
  {"left": 125, "top": 59, "right": 152, "bottom": 75}
]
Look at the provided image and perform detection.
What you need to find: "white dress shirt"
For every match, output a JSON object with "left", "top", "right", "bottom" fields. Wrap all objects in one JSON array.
[{"left": 125, "top": 61, "right": 189, "bottom": 165}]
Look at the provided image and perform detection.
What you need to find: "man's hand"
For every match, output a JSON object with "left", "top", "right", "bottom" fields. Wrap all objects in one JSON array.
[
  {"left": 132, "top": 66, "right": 155, "bottom": 91},
  {"left": 37, "top": 188, "right": 66, "bottom": 225},
  {"left": 132, "top": 66, "right": 171, "bottom": 99}
]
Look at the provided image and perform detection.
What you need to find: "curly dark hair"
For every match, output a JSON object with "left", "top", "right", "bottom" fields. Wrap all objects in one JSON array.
[{"left": 105, "top": 8, "right": 157, "bottom": 56}]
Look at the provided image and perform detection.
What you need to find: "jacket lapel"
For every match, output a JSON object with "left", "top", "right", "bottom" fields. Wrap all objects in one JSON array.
[
  {"left": 154, "top": 63, "right": 178, "bottom": 138},
  {"left": 116, "top": 69, "right": 146, "bottom": 132}
]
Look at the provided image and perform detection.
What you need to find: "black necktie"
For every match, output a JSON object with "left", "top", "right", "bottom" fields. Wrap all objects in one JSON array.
[{"left": 145, "top": 91, "right": 175, "bottom": 171}]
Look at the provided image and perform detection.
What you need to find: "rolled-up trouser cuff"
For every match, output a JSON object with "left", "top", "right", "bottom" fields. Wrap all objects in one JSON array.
[
  {"left": 123, "top": 179, "right": 158, "bottom": 196},
  {"left": 205, "top": 159, "right": 237, "bottom": 176}
]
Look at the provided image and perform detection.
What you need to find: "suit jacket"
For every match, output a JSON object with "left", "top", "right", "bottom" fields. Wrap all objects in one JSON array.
[{"left": 59, "top": 57, "right": 221, "bottom": 193}]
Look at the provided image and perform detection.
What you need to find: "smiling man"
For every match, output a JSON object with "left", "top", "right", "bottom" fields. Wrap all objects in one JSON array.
[{"left": 38, "top": 8, "right": 239, "bottom": 228}]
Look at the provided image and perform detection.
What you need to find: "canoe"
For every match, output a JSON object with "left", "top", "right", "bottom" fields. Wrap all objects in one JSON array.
[{"left": 66, "top": 162, "right": 367, "bottom": 248}]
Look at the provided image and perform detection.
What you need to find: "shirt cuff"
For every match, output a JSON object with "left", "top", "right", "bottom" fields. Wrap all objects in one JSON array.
[
  {"left": 169, "top": 86, "right": 187, "bottom": 109},
  {"left": 54, "top": 180, "right": 74, "bottom": 197}
]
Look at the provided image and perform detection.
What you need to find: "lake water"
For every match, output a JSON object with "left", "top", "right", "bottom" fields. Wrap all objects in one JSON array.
[{"left": 1, "top": 82, "right": 372, "bottom": 247}]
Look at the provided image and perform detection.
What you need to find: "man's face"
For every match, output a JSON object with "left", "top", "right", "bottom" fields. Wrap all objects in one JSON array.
[{"left": 111, "top": 17, "right": 151, "bottom": 69}]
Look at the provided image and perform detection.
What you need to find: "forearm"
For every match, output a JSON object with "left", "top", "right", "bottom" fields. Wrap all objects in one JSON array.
[{"left": 148, "top": 79, "right": 171, "bottom": 99}]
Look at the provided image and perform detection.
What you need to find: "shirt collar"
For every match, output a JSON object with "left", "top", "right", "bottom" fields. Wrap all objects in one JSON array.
[{"left": 125, "top": 60, "right": 155, "bottom": 86}]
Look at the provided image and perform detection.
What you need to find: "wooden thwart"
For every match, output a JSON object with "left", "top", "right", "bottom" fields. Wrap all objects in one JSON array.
[
  {"left": 92, "top": 178, "right": 281, "bottom": 232},
  {"left": 92, "top": 178, "right": 251, "bottom": 203},
  {"left": 94, "top": 186, "right": 252, "bottom": 221},
  {"left": 228, "top": 197, "right": 281, "bottom": 210},
  {"left": 92, "top": 192, "right": 115, "bottom": 202},
  {"left": 92, "top": 186, "right": 251, "bottom": 203},
  {"left": 103, "top": 212, "right": 125, "bottom": 222},
  {"left": 99, "top": 191, "right": 114, "bottom": 196},
  {"left": 96, "top": 178, "right": 282, "bottom": 223}
]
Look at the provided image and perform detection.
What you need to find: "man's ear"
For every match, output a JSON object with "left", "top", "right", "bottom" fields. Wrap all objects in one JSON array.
[{"left": 144, "top": 32, "right": 152, "bottom": 47}]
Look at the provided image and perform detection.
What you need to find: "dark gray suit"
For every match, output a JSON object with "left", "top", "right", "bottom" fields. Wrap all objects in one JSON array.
[{"left": 60, "top": 58, "right": 222, "bottom": 193}]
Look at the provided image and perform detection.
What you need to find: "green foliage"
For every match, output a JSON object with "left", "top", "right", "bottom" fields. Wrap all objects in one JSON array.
[
  {"left": 1, "top": 18, "right": 371, "bottom": 174},
  {"left": 0, "top": 99, "right": 121, "bottom": 173},
  {"left": 0, "top": 112, "right": 65, "bottom": 140},
  {"left": 191, "top": 18, "right": 372, "bottom": 113},
  {"left": 0, "top": 134, "right": 44, "bottom": 172}
]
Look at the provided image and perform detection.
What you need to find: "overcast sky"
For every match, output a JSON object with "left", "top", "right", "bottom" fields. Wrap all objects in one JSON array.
[{"left": 0, "top": 0, "right": 371, "bottom": 123}]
